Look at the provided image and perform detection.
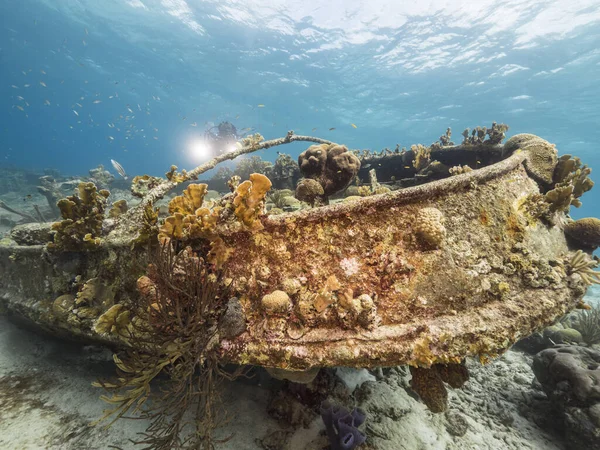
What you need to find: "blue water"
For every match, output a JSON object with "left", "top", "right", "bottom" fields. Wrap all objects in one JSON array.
[{"left": 1, "top": 0, "right": 599, "bottom": 217}]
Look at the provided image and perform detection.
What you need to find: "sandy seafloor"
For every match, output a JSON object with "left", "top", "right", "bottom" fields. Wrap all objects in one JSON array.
[{"left": 1, "top": 286, "right": 598, "bottom": 450}]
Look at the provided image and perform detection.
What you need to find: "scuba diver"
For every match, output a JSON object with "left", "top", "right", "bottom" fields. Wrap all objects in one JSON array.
[{"left": 203, "top": 121, "right": 246, "bottom": 157}]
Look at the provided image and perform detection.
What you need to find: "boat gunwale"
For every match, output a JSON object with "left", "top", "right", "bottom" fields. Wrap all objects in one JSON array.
[
  {"left": 0, "top": 148, "right": 527, "bottom": 252},
  {"left": 264, "top": 147, "right": 526, "bottom": 225}
]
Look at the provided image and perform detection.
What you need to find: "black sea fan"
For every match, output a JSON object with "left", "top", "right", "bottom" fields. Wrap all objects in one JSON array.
[{"left": 94, "top": 240, "right": 245, "bottom": 450}]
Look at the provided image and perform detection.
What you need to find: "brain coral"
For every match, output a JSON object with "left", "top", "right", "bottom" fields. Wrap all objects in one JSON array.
[
  {"left": 414, "top": 207, "right": 446, "bottom": 249},
  {"left": 261, "top": 290, "right": 292, "bottom": 315},
  {"left": 505, "top": 133, "right": 558, "bottom": 189}
]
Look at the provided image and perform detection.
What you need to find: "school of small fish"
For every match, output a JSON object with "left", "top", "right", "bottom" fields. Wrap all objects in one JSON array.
[{"left": 6, "top": 22, "right": 357, "bottom": 159}]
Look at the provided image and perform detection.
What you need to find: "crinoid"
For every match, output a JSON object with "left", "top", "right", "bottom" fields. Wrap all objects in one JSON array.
[
  {"left": 568, "top": 250, "right": 600, "bottom": 285},
  {"left": 93, "top": 240, "right": 246, "bottom": 449}
]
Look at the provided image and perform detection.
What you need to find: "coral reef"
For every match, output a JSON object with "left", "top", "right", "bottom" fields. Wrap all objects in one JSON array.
[
  {"left": 295, "top": 178, "right": 325, "bottom": 206},
  {"left": 210, "top": 166, "right": 234, "bottom": 182},
  {"left": 564, "top": 218, "right": 600, "bottom": 249},
  {"left": 430, "top": 127, "right": 454, "bottom": 150},
  {"left": 533, "top": 345, "right": 600, "bottom": 450},
  {"left": 227, "top": 175, "right": 241, "bottom": 192},
  {"left": 130, "top": 175, "right": 161, "bottom": 198},
  {"left": 267, "top": 189, "right": 294, "bottom": 210},
  {"left": 297, "top": 143, "right": 360, "bottom": 202},
  {"left": 88, "top": 165, "right": 115, "bottom": 188},
  {"left": 49, "top": 182, "right": 110, "bottom": 250},
  {"left": 158, "top": 183, "right": 223, "bottom": 258},
  {"left": 320, "top": 400, "right": 366, "bottom": 450},
  {"left": 461, "top": 123, "right": 509, "bottom": 145},
  {"left": 269, "top": 152, "right": 301, "bottom": 190},
  {"left": 132, "top": 204, "right": 159, "bottom": 247},
  {"left": 234, "top": 155, "right": 273, "bottom": 181},
  {"left": 157, "top": 174, "right": 271, "bottom": 265},
  {"left": 165, "top": 165, "right": 189, "bottom": 183},
  {"left": 108, "top": 199, "right": 128, "bottom": 218},
  {"left": 486, "top": 122, "right": 510, "bottom": 144},
  {"left": 240, "top": 132, "right": 265, "bottom": 148},
  {"left": 549, "top": 155, "right": 594, "bottom": 210},
  {"left": 411, "top": 144, "right": 431, "bottom": 171},
  {"left": 521, "top": 150, "right": 594, "bottom": 223}
]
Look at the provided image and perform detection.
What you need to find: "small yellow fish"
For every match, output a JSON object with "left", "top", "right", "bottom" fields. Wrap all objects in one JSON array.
[
  {"left": 15, "top": 105, "right": 24, "bottom": 111},
  {"left": 73, "top": 110, "right": 79, "bottom": 116},
  {"left": 16, "top": 95, "right": 24, "bottom": 100},
  {"left": 76, "top": 103, "right": 83, "bottom": 108},
  {"left": 351, "top": 123, "right": 357, "bottom": 129},
  {"left": 257, "top": 104, "right": 265, "bottom": 108},
  {"left": 39, "top": 81, "right": 46, "bottom": 87}
]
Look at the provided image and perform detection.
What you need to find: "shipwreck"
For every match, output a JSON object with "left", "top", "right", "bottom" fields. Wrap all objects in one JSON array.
[{"left": 1, "top": 125, "right": 599, "bottom": 419}]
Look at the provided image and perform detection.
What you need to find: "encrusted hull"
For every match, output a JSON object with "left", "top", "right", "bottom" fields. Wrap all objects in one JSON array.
[{"left": 0, "top": 151, "right": 587, "bottom": 371}]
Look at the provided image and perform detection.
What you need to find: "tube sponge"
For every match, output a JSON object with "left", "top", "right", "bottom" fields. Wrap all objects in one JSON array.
[{"left": 320, "top": 400, "right": 366, "bottom": 450}]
